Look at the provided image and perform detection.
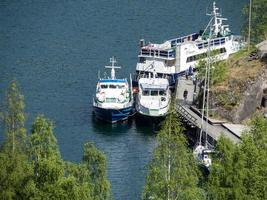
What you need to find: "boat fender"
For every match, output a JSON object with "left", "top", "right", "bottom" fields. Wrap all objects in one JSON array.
[
  {"left": 118, "top": 94, "right": 125, "bottom": 102},
  {"left": 96, "top": 92, "right": 105, "bottom": 102}
]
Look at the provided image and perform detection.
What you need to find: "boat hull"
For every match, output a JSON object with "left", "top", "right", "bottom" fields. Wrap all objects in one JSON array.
[
  {"left": 93, "top": 106, "right": 133, "bottom": 123},
  {"left": 135, "top": 111, "right": 166, "bottom": 123}
]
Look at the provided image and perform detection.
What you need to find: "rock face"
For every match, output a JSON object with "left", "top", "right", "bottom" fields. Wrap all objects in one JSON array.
[{"left": 212, "top": 68, "right": 267, "bottom": 123}]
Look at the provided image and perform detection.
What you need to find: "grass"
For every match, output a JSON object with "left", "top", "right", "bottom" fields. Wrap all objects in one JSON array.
[{"left": 210, "top": 49, "right": 265, "bottom": 110}]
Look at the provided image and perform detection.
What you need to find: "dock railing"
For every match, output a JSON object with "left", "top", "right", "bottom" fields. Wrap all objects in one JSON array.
[{"left": 176, "top": 103, "right": 198, "bottom": 127}]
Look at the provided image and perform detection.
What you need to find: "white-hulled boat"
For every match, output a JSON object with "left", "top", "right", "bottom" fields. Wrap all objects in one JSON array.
[
  {"left": 93, "top": 57, "right": 133, "bottom": 123},
  {"left": 134, "top": 2, "right": 245, "bottom": 88},
  {"left": 135, "top": 71, "right": 171, "bottom": 118}
]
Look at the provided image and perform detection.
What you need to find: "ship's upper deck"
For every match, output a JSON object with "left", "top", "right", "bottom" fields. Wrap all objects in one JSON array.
[{"left": 138, "top": 2, "right": 240, "bottom": 61}]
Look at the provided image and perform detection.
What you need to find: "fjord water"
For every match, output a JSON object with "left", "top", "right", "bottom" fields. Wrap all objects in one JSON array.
[{"left": 0, "top": 0, "right": 246, "bottom": 199}]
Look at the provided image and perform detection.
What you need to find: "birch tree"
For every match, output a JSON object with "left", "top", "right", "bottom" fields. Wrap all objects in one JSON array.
[{"left": 143, "top": 108, "right": 205, "bottom": 200}]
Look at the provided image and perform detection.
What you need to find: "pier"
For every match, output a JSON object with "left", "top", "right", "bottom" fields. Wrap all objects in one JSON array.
[{"left": 175, "top": 76, "right": 247, "bottom": 144}]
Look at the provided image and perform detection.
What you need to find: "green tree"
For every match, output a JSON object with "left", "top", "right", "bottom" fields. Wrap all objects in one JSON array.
[
  {"left": 239, "top": 115, "right": 267, "bottom": 199},
  {"left": 3, "top": 80, "right": 26, "bottom": 154},
  {"left": 82, "top": 142, "right": 111, "bottom": 200},
  {"left": 0, "top": 80, "right": 35, "bottom": 200},
  {"left": 0, "top": 81, "right": 109, "bottom": 200},
  {"left": 29, "top": 115, "right": 94, "bottom": 200},
  {"left": 29, "top": 115, "right": 60, "bottom": 161},
  {"left": 143, "top": 107, "right": 205, "bottom": 200},
  {"left": 0, "top": 151, "right": 36, "bottom": 200},
  {"left": 243, "top": 0, "right": 267, "bottom": 44},
  {"left": 207, "top": 115, "right": 267, "bottom": 200},
  {"left": 207, "top": 137, "right": 246, "bottom": 200}
]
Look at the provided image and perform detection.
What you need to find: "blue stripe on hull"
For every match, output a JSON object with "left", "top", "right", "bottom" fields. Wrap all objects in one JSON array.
[{"left": 93, "top": 106, "right": 132, "bottom": 123}]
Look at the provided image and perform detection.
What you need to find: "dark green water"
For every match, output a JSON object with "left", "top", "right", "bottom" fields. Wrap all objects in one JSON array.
[{"left": 0, "top": 0, "right": 246, "bottom": 199}]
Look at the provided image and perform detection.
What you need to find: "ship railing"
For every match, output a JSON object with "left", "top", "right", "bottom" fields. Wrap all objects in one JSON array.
[
  {"left": 169, "top": 33, "right": 199, "bottom": 47},
  {"left": 95, "top": 99, "right": 132, "bottom": 108},
  {"left": 196, "top": 37, "right": 226, "bottom": 49},
  {"left": 139, "top": 48, "right": 175, "bottom": 60}
]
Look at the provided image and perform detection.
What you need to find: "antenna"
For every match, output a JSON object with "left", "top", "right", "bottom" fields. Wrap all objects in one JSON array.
[
  {"left": 203, "top": 1, "right": 229, "bottom": 38},
  {"left": 105, "top": 56, "right": 121, "bottom": 79}
]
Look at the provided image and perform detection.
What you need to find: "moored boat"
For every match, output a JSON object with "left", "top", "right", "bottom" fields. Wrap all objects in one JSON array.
[
  {"left": 93, "top": 57, "right": 133, "bottom": 123},
  {"left": 134, "top": 2, "right": 245, "bottom": 88},
  {"left": 135, "top": 71, "right": 171, "bottom": 118}
]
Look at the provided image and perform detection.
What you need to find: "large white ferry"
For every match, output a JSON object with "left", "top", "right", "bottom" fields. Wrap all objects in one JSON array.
[
  {"left": 93, "top": 57, "right": 133, "bottom": 123},
  {"left": 135, "top": 71, "right": 171, "bottom": 118},
  {"left": 134, "top": 2, "right": 245, "bottom": 87}
]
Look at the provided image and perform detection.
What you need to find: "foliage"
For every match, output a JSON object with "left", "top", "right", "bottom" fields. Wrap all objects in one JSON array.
[
  {"left": 82, "top": 142, "right": 111, "bottom": 200},
  {"left": 196, "top": 59, "right": 227, "bottom": 86},
  {"left": 3, "top": 80, "right": 26, "bottom": 154},
  {"left": 143, "top": 106, "right": 205, "bottom": 200},
  {"left": 243, "top": 0, "right": 267, "bottom": 43},
  {"left": 0, "top": 151, "right": 36, "bottom": 200},
  {"left": 207, "top": 115, "right": 267, "bottom": 200},
  {"left": 29, "top": 115, "right": 60, "bottom": 161},
  {"left": 206, "top": 137, "right": 246, "bottom": 200},
  {"left": 239, "top": 115, "right": 267, "bottom": 199},
  {"left": 0, "top": 80, "right": 110, "bottom": 200}
]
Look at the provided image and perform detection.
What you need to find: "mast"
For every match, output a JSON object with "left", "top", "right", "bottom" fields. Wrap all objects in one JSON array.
[
  {"left": 205, "top": 29, "right": 212, "bottom": 148},
  {"left": 248, "top": 0, "right": 252, "bottom": 51},
  {"left": 199, "top": 4, "right": 214, "bottom": 147},
  {"left": 105, "top": 56, "right": 121, "bottom": 79},
  {"left": 205, "top": 1, "right": 228, "bottom": 38}
]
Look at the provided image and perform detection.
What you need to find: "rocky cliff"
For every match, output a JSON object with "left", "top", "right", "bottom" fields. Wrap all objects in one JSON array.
[{"left": 210, "top": 55, "right": 267, "bottom": 123}]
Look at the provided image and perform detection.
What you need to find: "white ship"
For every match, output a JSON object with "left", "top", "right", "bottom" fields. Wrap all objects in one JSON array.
[
  {"left": 93, "top": 57, "right": 133, "bottom": 123},
  {"left": 134, "top": 2, "right": 245, "bottom": 87},
  {"left": 135, "top": 71, "right": 171, "bottom": 118}
]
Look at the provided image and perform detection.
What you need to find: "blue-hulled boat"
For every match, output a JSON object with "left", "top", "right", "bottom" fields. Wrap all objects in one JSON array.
[{"left": 93, "top": 57, "right": 133, "bottom": 123}]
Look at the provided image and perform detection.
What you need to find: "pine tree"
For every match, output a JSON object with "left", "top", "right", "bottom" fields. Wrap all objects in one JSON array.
[{"left": 143, "top": 107, "right": 205, "bottom": 200}]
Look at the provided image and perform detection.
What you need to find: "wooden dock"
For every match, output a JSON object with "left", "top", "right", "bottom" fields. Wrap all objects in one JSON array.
[{"left": 175, "top": 76, "right": 246, "bottom": 144}]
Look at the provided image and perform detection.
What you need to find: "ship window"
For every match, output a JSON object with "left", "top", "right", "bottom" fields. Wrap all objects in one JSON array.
[
  {"left": 101, "top": 85, "right": 108, "bottom": 89},
  {"left": 151, "top": 90, "right": 158, "bottom": 96},
  {"left": 117, "top": 85, "right": 125, "bottom": 89},
  {"left": 139, "top": 57, "right": 145, "bottom": 63},
  {"left": 109, "top": 85, "right": 117, "bottom": 89},
  {"left": 171, "top": 40, "right": 176, "bottom": 47},
  {"left": 142, "top": 90, "right": 149, "bottom": 96},
  {"left": 159, "top": 90, "right": 166, "bottom": 96},
  {"left": 106, "top": 98, "right": 116, "bottom": 103},
  {"left": 186, "top": 55, "right": 197, "bottom": 63}
]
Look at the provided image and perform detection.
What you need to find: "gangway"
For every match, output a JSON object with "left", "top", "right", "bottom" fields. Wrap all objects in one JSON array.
[{"left": 176, "top": 102, "right": 241, "bottom": 143}]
